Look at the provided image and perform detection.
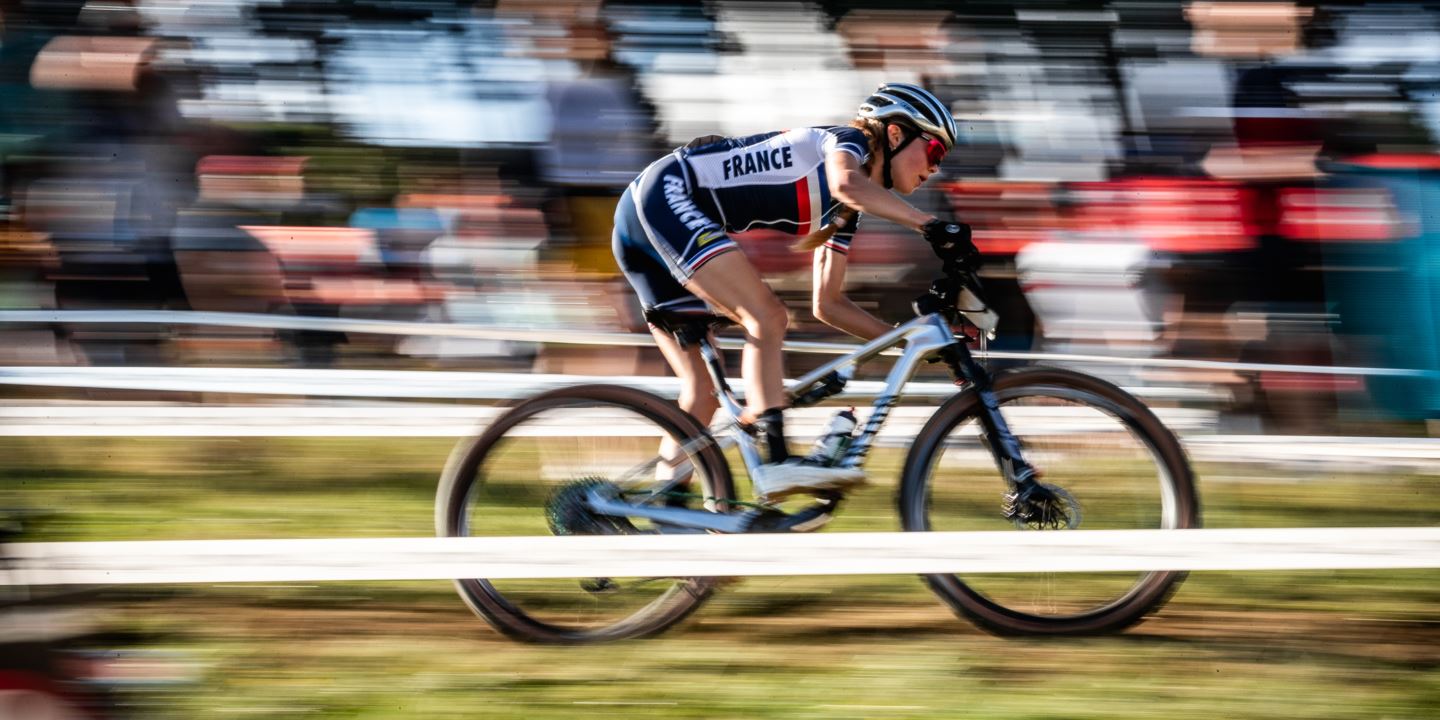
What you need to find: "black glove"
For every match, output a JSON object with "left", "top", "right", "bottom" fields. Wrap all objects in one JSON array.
[{"left": 921, "top": 219, "right": 980, "bottom": 269}]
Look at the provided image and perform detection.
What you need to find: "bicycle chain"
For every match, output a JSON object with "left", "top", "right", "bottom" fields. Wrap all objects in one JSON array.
[{"left": 624, "top": 490, "right": 775, "bottom": 511}]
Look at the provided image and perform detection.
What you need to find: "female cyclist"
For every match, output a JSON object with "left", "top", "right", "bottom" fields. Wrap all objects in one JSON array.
[{"left": 611, "top": 82, "right": 980, "bottom": 500}]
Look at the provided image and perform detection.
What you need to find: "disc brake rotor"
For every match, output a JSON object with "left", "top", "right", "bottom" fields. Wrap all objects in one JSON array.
[{"left": 1006, "top": 482, "right": 1082, "bottom": 530}]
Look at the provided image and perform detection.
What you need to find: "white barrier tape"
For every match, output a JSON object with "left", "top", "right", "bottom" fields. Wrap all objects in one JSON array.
[
  {"left": 1185, "top": 435, "right": 1440, "bottom": 468},
  {"left": 0, "top": 403, "right": 1219, "bottom": 436},
  {"left": 6, "top": 528, "right": 1439, "bottom": 585},
  {"left": 0, "top": 310, "right": 657, "bottom": 350},
  {"left": 0, "top": 366, "right": 1228, "bottom": 410},
  {"left": 0, "top": 366, "right": 929, "bottom": 400},
  {"left": 0, "top": 309, "right": 1427, "bottom": 377},
  {"left": 0, "top": 366, "right": 689, "bottom": 400}
]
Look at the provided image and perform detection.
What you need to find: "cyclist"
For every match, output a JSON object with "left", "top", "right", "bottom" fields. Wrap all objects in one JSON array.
[{"left": 611, "top": 82, "right": 980, "bottom": 500}]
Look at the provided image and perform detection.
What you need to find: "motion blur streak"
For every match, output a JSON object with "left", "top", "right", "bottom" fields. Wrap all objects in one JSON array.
[
  {"left": 2, "top": 2, "right": 1440, "bottom": 718},
  {"left": 1, "top": 0, "right": 1437, "bottom": 427}
]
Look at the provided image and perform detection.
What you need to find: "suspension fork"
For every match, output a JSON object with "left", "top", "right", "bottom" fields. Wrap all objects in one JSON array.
[{"left": 937, "top": 342, "right": 1038, "bottom": 487}]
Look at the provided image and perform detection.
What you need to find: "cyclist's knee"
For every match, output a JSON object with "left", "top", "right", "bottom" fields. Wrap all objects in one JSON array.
[
  {"left": 682, "top": 389, "right": 719, "bottom": 422},
  {"left": 742, "top": 296, "right": 789, "bottom": 341}
]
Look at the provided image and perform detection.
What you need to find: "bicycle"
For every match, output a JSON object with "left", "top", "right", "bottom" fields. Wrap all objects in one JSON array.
[{"left": 434, "top": 262, "right": 1201, "bottom": 643}]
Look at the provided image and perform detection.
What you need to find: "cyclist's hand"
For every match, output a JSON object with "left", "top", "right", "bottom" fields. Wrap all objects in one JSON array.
[{"left": 922, "top": 219, "right": 980, "bottom": 269}]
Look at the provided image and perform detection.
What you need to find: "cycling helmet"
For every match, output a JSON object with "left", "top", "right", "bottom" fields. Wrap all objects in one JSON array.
[
  {"left": 857, "top": 82, "right": 957, "bottom": 189},
  {"left": 858, "top": 82, "right": 957, "bottom": 151}
]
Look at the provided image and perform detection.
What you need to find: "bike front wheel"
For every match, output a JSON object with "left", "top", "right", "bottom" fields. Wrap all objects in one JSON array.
[
  {"left": 900, "top": 366, "right": 1200, "bottom": 635},
  {"left": 435, "top": 384, "right": 735, "bottom": 643}
]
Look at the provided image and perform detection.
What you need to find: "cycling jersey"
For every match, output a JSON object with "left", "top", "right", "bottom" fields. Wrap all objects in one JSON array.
[
  {"left": 679, "top": 126, "right": 868, "bottom": 249},
  {"left": 613, "top": 125, "right": 870, "bottom": 313}
]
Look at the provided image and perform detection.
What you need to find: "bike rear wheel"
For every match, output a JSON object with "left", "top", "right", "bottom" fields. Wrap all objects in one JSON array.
[
  {"left": 900, "top": 367, "right": 1200, "bottom": 635},
  {"left": 435, "top": 385, "right": 735, "bottom": 643}
]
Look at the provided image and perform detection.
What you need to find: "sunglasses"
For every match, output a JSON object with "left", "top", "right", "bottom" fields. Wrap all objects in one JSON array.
[{"left": 919, "top": 134, "right": 948, "bottom": 166}]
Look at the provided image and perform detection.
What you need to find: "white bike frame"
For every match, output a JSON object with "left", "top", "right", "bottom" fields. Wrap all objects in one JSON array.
[{"left": 695, "top": 312, "right": 963, "bottom": 478}]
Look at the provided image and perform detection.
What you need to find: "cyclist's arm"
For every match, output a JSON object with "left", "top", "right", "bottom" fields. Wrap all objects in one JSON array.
[
  {"left": 825, "top": 151, "right": 933, "bottom": 231},
  {"left": 811, "top": 245, "right": 893, "bottom": 341}
]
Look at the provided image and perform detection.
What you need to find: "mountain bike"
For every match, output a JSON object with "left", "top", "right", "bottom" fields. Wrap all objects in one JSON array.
[{"left": 435, "top": 262, "right": 1201, "bottom": 643}]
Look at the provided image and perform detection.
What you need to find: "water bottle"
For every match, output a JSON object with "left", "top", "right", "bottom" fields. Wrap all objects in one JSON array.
[{"left": 806, "top": 408, "right": 857, "bottom": 466}]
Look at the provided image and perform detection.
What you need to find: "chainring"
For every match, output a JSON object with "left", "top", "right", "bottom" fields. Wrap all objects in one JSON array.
[{"left": 545, "top": 477, "right": 639, "bottom": 537}]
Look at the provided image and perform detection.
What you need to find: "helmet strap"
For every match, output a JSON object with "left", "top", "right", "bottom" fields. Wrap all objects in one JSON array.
[{"left": 880, "top": 122, "right": 920, "bottom": 190}]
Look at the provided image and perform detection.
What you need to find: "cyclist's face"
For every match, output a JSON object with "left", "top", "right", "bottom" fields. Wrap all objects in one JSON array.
[{"left": 889, "top": 128, "right": 945, "bottom": 195}]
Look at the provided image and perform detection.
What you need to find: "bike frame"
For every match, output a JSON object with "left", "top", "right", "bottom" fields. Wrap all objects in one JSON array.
[
  {"left": 581, "top": 258, "right": 1045, "bottom": 530},
  {"left": 700, "top": 312, "right": 957, "bottom": 474},
  {"left": 702, "top": 310, "right": 1034, "bottom": 484},
  {"left": 589, "top": 308, "right": 1039, "bottom": 534},
  {"left": 601, "top": 306, "right": 1042, "bottom": 515},
  {"left": 589, "top": 318, "right": 941, "bottom": 533}
]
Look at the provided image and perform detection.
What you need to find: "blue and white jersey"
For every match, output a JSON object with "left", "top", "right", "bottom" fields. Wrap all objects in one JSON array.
[
  {"left": 613, "top": 124, "right": 872, "bottom": 311},
  {"left": 679, "top": 126, "right": 869, "bottom": 254}
]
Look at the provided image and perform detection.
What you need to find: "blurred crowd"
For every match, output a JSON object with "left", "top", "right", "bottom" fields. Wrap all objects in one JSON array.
[{"left": 2, "top": 0, "right": 1440, "bottom": 427}]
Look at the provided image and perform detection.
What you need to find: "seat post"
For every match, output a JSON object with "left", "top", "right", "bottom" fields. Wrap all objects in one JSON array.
[
  {"left": 695, "top": 335, "right": 743, "bottom": 419},
  {"left": 694, "top": 335, "right": 766, "bottom": 474}
]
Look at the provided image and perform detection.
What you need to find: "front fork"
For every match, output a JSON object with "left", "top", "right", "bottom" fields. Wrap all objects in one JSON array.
[{"left": 937, "top": 343, "right": 1039, "bottom": 493}]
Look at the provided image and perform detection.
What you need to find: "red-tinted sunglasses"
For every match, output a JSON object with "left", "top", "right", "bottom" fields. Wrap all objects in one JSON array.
[{"left": 920, "top": 134, "right": 947, "bottom": 166}]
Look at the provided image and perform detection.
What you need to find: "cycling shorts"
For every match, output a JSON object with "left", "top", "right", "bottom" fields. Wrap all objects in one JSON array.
[{"left": 611, "top": 152, "right": 739, "bottom": 312}]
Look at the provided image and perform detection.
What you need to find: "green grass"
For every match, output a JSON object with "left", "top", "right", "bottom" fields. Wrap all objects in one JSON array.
[{"left": 3, "top": 437, "right": 1439, "bottom": 719}]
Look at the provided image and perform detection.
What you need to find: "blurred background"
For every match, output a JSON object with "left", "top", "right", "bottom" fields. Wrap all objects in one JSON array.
[
  {"left": 1, "top": 0, "right": 1439, "bottom": 428},
  {"left": 1, "top": 1, "right": 1439, "bottom": 718}
]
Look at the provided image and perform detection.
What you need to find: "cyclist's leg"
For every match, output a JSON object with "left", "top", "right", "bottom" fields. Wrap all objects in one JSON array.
[
  {"left": 613, "top": 177, "right": 720, "bottom": 491},
  {"left": 683, "top": 252, "right": 789, "bottom": 417},
  {"left": 618, "top": 155, "right": 861, "bottom": 496},
  {"left": 618, "top": 154, "right": 784, "bottom": 417},
  {"left": 649, "top": 326, "right": 719, "bottom": 426},
  {"left": 648, "top": 327, "right": 717, "bottom": 495},
  {"left": 678, "top": 235, "right": 866, "bottom": 495}
]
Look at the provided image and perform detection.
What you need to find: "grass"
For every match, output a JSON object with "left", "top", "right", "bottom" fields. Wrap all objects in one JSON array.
[{"left": 3, "top": 436, "right": 1439, "bottom": 719}]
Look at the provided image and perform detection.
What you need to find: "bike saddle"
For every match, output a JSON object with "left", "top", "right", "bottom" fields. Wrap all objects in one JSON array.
[{"left": 644, "top": 302, "right": 735, "bottom": 346}]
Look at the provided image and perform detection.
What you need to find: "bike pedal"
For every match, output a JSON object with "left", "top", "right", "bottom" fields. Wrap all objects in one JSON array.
[{"left": 786, "top": 512, "right": 834, "bottom": 533}]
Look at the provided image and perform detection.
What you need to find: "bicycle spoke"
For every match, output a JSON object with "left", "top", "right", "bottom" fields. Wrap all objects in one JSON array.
[
  {"left": 437, "top": 386, "right": 735, "bottom": 642},
  {"left": 902, "top": 368, "right": 1197, "bottom": 634}
]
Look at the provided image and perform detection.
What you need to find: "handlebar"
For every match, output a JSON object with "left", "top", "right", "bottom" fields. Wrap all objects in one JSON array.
[
  {"left": 911, "top": 261, "right": 999, "bottom": 337},
  {"left": 912, "top": 261, "right": 981, "bottom": 320}
]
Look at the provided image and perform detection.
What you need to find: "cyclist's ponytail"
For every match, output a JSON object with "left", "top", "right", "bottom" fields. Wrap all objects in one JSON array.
[{"left": 792, "top": 118, "right": 884, "bottom": 252}]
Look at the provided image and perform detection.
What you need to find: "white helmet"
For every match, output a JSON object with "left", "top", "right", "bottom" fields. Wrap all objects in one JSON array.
[{"left": 857, "top": 82, "right": 958, "bottom": 150}]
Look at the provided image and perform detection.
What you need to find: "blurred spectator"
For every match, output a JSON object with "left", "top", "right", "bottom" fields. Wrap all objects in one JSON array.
[
  {"left": 530, "top": 3, "right": 660, "bottom": 274},
  {"left": 171, "top": 155, "right": 298, "bottom": 365},
  {"left": 834, "top": 9, "right": 950, "bottom": 73},
  {"left": 8, "top": 0, "right": 195, "bottom": 366},
  {"left": 1188, "top": 1, "right": 1365, "bottom": 429}
]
